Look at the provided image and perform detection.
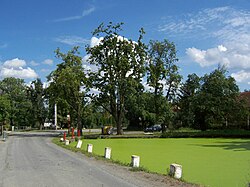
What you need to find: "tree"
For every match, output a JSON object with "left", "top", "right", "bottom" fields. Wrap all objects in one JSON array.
[
  {"left": 0, "top": 77, "right": 32, "bottom": 128},
  {"left": 28, "top": 78, "right": 47, "bottom": 130},
  {"left": 178, "top": 73, "right": 200, "bottom": 128},
  {"left": 194, "top": 67, "right": 240, "bottom": 130},
  {"left": 147, "top": 39, "right": 182, "bottom": 128},
  {"left": 47, "top": 47, "right": 86, "bottom": 134},
  {"left": 86, "top": 22, "right": 147, "bottom": 134},
  {"left": 0, "top": 94, "right": 10, "bottom": 134}
]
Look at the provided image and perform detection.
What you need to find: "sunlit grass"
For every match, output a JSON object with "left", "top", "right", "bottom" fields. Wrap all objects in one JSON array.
[{"left": 63, "top": 138, "right": 250, "bottom": 187}]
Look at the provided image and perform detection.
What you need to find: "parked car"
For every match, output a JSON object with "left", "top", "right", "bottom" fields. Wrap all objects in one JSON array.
[{"left": 144, "top": 124, "right": 162, "bottom": 132}]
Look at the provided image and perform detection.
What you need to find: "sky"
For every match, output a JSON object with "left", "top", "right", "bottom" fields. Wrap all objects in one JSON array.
[{"left": 0, "top": 0, "right": 250, "bottom": 91}]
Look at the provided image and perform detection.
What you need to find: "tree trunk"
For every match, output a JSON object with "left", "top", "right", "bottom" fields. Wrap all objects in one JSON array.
[
  {"left": 248, "top": 114, "right": 249, "bottom": 130},
  {"left": 39, "top": 122, "right": 43, "bottom": 130},
  {"left": 116, "top": 116, "right": 123, "bottom": 135},
  {"left": 77, "top": 107, "right": 83, "bottom": 136},
  {"left": 114, "top": 108, "right": 123, "bottom": 135}
]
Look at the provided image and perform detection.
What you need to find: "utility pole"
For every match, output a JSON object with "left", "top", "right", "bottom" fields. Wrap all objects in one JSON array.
[
  {"left": 54, "top": 103, "right": 57, "bottom": 130},
  {"left": 67, "top": 114, "right": 70, "bottom": 135}
]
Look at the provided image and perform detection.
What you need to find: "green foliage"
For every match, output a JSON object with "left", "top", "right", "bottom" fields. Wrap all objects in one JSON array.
[
  {"left": 27, "top": 78, "right": 47, "bottom": 129},
  {"left": 147, "top": 39, "right": 182, "bottom": 102},
  {"left": 146, "top": 39, "right": 181, "bottom": 128},
  {"left": 47, "top": 47, "right": 86, "bottom": 133},
  {"left": 0, "top": 94, "right": 10, "bottom": 124},
  {"left": 178, "top": 67, "right": 245, "bottom": 130},
  {"left": 178, "top": 73, "right": 200, "bottom": 128},
  {"left": 0, "top": 77, "right": 32, "bottom": 127},
  {"left": 86, "top": 22, "right": 147, "bottom": 134}
]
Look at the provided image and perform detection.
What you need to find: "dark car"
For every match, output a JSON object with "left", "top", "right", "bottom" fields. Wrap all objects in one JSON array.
[{"left": 144, "top": 124, "right": 162, "bottom": 132}]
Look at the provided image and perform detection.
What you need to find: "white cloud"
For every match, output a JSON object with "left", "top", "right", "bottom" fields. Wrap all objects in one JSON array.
[
  {"left": 55, "top": 36, "right": 89, "bottom": 46},
  {"left": 53, "top": 7, "right": 95, "bottom": 22},
  {"left": 218, "top": 45, "right": 227, "bottom": 52},
  {"left": 186, "top": 45, "right": 228, "bottom": 67},
  {"left": 43, "top": 81, "right": 50, "bottom": 89},
  {"left": 3, "top": 58, "right": 26, "bottom": 68},
  {"left": 41, "top": 69, "right": 50, "bottom": 72},
  {"left": 90, "top": 36, "right": 104, "bottom": 47},
  {"left": 231, "top": 70, "right": 250, "bottom": 83},
  {"left": 0, "top": 58, "right": 38, "bottom": 79},
  {"left": 160, "top": 6, "right": 250, "bottom": 87},
  {"left": 1, "top": 67, "right": 38, "bottom": 79},
  {"left": 42, "top": 59, "right": 53, "bottom": 66},
  {"left": 30, "top": 60, "right": 39, "bottom": 66},
  {"left": 158, "top": 7, "right": 230, "bottom": 36}
]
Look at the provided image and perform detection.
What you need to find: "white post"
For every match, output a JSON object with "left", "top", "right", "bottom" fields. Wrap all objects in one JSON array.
[
  {"left": 76, "top": 140, "right": 82, "bottom": 149},
  {"left": 87, "top": 144, "right": 93, "bottom": 153},
  {"left": 104, "top": 147, "right": 111, "bottom": 159},
  {"left": 65, "top": 139, "right": 70, "bottom": 145},
  {"left": 170, "top": 163, "right": 182, "bottom": 179},
  {"left": 54, "top": 103, "right": 57, "bottom": 130},
  {"left": 131, "top": 155, "right": 140, "bottom": 167}
]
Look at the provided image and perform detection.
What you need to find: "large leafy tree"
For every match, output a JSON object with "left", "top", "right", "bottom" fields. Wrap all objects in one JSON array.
[
  {"left": 0, "top": 94, "right": 10, "bottom": 131},
  {"left": 47, "top": 47, "right": 86, "bottom": 134},
  {"left": 147, "top": 39, "right": 182, "bottom": 126},
  {"left": 0, "top": 77, "right": 32, "bottom": 128},
  {"left": 178, "top": 73, "right": 200, "bottom": 128},
  {"left": 194, "top": 67, "right": 240, "bottom": 130},
  {"left": 28, "top": 78, "right": 47, "bottom": 129},
  {"left": 124, "top": 83, "right": 153, "bottom": 130},
  {"left": 86, "top": 22, "right": 147, "bottom": 134}
]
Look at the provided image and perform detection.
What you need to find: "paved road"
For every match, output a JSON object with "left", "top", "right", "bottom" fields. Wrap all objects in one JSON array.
[
  {"left": 0, "top": 132, "right": 146, "bottom": 187},
  {"left": 0, "top": 131, "right": 196, "bottom": 187}
]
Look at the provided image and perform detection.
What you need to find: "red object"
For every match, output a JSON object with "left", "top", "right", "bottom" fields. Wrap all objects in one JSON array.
[
  {"left": 72, "top": 127, "right": 75, "bottom": 139},
  {"left": 77, "top": 129, "right": 80, "bottom": 137},
  {"left": 63, "top": 132, "right": 66, "bottom": 141}
]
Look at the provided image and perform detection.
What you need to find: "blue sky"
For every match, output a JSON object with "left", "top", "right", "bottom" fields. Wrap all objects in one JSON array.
[{"left": 0, "top": 0, "right": 250, "bottom": 91}]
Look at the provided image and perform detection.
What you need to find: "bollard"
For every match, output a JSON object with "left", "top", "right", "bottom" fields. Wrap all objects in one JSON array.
[
  {"left": 87, "top": 144, "right": 93, "bottom": 153},
  {"left": 77, "top": 129, "right": 81, "bottom": 137},
  {"left": 65, "top": 139, "right": 70, "bottom": 145},
  {"left": 63, "top": 132, "right": 66, "bottom": 141},
  {"left": 104, "top": 147, "right": 111, "bottom": 159},
  {"left": 131, "top": 155, "right": 140, "bottom": 167},
  {"left": 76, "top": 140, "right": 82, "bottom": 149},
  {"left": 3, "top": 132, "right": 6, "bottom": 142},
  {"left": 170, "top": 163, "right": 182, "bottom": 179}
]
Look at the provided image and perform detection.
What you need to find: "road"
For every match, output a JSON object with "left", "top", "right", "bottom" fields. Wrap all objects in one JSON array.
[{"left": 0, "top": 131, "right": 196, "bottom": 187}]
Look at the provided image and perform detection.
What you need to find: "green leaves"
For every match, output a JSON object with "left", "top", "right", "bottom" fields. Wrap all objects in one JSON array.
[
  {"left": 178, "top": 67, "right": 243, "bottom": 130},
  {"left": 0, "top": 77, "right": 32, "bottom": 127},
  {"left": 86, "top": 22, "right": 147, "bottom": 134},
  {"left": 47, "top": 47, "right": 86, "bottom": 131}
]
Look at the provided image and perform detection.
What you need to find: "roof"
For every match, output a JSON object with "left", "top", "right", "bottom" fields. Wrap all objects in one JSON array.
[{"left": 240, "top": 91, "right": 250, "bottom": 107}]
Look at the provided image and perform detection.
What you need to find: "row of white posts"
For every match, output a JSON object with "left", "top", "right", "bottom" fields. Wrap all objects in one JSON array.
[{"left": 64, "top": 139, "right": 182, "bottom": 179}]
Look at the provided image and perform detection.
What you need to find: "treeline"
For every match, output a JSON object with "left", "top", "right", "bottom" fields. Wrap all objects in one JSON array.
[{"left": 0, "top": 22, "right": 249, "bottom": 133}]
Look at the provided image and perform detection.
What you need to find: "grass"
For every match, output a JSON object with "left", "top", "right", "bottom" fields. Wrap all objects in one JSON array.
[{"left": 56, "top": 137, "right": 250, "bottom": 187}]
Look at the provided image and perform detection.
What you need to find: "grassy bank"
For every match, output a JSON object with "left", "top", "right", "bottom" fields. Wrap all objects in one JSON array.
[{"left": 54, "top": 137, "right": 250, "bottom": 187}]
